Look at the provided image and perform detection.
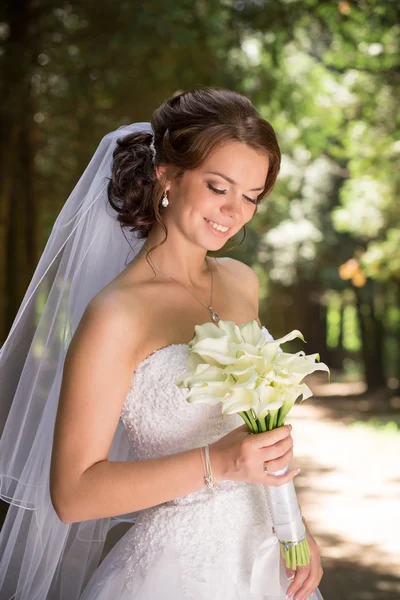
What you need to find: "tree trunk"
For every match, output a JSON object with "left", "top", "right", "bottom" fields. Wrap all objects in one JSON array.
[
  {"left": 355, "top": 284, "right": 387, "bottom": 390},
  {"left": 0, "top": 0, "right": 39, "bottom": 343},
  {"left": 263, "top": 279, "right": 329, "bottom": 362}
]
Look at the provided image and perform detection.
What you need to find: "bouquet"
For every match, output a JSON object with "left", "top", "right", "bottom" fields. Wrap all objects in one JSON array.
[{"left": 175, "top": 319, "right": 329, "bottom": 577}]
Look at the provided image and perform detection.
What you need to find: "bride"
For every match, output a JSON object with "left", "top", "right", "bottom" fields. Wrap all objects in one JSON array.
[{"left": 0, "top": 87, "right": 324, "bottom": 599}]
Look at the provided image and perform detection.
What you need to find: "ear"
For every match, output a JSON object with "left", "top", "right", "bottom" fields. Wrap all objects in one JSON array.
[{"left": 155, "top": 165, "right": 171, "bottom": 191}]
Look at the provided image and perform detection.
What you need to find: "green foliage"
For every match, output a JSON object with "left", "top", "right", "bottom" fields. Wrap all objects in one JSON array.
[
  {"left": 350, "top": 418, "right": 400, "bottom": 436},
  {"left": 1, "top": 0, "right": 399, "bottom": 384}
]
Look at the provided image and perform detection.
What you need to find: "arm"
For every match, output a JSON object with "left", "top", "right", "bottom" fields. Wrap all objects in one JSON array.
[{"left": 50, "top": 294, "right": 218, "bottom": 524}]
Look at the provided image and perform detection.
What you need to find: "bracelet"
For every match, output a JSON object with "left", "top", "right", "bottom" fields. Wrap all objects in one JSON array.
[{"left": 200, "top": 445, "right": 215, "bottom": 490}]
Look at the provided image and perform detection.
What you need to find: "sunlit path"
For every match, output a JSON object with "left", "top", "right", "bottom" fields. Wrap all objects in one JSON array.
[{"left": 289, "top": 383, "right": 400, "bottom": 600}]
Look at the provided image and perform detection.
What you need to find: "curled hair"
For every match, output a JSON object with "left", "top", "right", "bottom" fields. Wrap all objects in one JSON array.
[
  {"left": 107, "top": 130, "right": 157, "bottom": 238},
  {"left": 107, "top": 86, "right": 281, "bottom": 256}
]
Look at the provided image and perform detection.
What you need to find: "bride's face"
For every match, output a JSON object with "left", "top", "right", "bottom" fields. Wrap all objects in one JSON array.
[{"left": 164, "top": 141, "right": 270, "bottom": 250}]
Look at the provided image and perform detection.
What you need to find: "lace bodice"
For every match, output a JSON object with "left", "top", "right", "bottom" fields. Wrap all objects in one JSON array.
[
  {"left": 120, "top": 343, "right": 242, "bottom": 461},
  {"left": 120, "top": 325, "right": 274, "bottom": 461}
]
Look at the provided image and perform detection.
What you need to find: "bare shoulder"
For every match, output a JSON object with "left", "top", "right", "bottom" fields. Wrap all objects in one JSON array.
[
  {"left": 76, "top": 288, "right": 136, "bottom": 341},
  {"left": 67, "top": 284, "right": 147, "bottom": 370},
  {"left": 215, "top": 256, "right": 261, "bottom": 325},
  {"left": 216, "top": 256, "right": 260, "bottom": 293}
]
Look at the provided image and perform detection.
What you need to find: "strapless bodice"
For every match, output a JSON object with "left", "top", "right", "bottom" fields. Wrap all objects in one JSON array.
[
  {"left": 120, "top": 343, "right": 243, "bottom": 462},
  {"left": 120, "top": 325, "right": 274, "bottom": 461}
]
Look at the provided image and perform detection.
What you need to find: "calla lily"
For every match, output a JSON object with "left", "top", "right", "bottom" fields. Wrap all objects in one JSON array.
[
  {"left": 221, "top": 388, "right": 259, "bottom": 415},
  {"left": 175, "top": 364, "right": 225, "bottom": 388},
  {"left": 217, "top": 320, "right": 244, "bottom": 343},
  {"left": 189, "top": 336, "right": 237, "bottom": 366},
  {"left": 186, "top": 388, "right": 225, "bottom": 406},
  {"left": 175, "top": 319, "right": 329, "bottom": 428},
  {"left": 274, "top": 351, "right": 330, "bottom": 377},
  {"left": 238, "top": 320, "right": 266, "bottom": 347}
]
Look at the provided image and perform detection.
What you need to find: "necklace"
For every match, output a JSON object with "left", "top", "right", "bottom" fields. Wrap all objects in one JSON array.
[{"left": 143, "top": 243, "right": 221, "bottom": 323}]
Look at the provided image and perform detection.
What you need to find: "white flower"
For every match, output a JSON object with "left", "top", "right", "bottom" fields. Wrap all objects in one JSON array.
[{"left": 175, "top": 319, "right": 330, "bottom": 421}]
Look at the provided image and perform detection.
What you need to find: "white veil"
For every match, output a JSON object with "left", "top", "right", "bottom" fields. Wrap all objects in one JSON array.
[{"left": 0, "top": 122, "right": 152, "bottom": 599}]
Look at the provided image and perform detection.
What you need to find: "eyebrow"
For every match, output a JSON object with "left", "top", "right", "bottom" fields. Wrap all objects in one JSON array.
[{"left": 205, "top": 171, "right": 265, "bottom": 192}]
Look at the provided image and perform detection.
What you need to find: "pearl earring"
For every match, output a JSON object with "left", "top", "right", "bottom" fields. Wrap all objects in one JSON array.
[{"left": 161, "top": 191, "right": 169, "bottom": 207}]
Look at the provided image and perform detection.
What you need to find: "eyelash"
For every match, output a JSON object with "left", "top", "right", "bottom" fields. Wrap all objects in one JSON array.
[{"left": 206, "top": 182, "right": 258, "bottom": 205}]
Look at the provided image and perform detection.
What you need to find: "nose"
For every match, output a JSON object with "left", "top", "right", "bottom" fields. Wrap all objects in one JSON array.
[{"left": 219, "top": 191, "right": 242, "bottom": 224}]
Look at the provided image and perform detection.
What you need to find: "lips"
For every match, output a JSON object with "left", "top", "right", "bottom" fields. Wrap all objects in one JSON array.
[
  {"left": 204, "top": 218, "right": 231, "bottom": 229},
  {"left": 204, "top": 217, "right": 231, "bottom": 237}
]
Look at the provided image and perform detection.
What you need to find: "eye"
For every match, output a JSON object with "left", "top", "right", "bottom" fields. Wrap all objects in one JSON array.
[
  {"left": 244, "top": 195, "right": 258, "bottom": 205},
  {"left": 207, "top": 182, "right": 226, "bottom": 195},
  {"left": 207, "top": 182, "right": 258, "bottom": 205}
]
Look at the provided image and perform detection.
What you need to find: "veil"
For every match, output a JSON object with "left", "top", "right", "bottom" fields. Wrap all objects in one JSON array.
[{"left": 0, "top": 122, "right": 152, "bottom": 599}]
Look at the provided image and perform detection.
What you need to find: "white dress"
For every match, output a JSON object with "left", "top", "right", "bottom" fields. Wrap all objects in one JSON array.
[{"left": 79, "top": 327, "right": 324, "bottom": 600}]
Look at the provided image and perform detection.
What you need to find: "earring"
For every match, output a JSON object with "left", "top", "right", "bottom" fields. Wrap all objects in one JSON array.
[{"left": 161, "top": 191, "right": 169, "bottom": 207}]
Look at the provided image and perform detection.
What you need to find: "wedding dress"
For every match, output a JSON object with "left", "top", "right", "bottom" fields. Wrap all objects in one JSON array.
[
  {"left": 0, "top": 121, "right": 325, "bottom": 599},
  {"left": 79, "top": 328, "right": 324, "bottom": 600}
]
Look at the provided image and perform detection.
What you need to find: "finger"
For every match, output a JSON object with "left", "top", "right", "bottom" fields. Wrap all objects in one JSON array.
[
  {"left": 263, "top": 439, "right": 293, "bottom": 463},
  {"left": 267, "top": 446, "right": 294, "bottom": 472},
  {"left": 254, "top": 425, "right": 292, "bottom": 448},
  {"left": 294, "top": 577, "right": 320, "bottom": 600},
  {"left": 285, "top": 565, "right": 310, "bottom": 598},
  {"left": 292, "top": 564, "right": 323, "bottom": 600},
  {"left": 285, "top": 568, "right": 295, "bottom": 580},
  {"left": 265, "top": 467, "right": 300, "bottom": 486}
]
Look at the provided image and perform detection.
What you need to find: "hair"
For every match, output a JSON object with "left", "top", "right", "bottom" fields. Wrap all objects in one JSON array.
[{"left": 107, "top": 86, "right": 281, "bottom": 261}]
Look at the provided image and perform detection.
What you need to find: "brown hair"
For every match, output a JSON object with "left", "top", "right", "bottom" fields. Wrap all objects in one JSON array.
[{"left": 107, "top": 86, "right": 281, "bottom": 259}]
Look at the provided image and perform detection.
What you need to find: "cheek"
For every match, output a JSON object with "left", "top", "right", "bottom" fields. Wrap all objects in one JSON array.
[
  {"left": 187, "top": 183, "right": 214, "bottom": 212},
  {"left": 243, "top": 202, "right": 257, "bottom": 220}
]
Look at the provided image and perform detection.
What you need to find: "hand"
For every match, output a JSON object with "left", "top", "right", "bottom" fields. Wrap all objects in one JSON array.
[
  {"left": 210, "top": 423, "right": 300, "bottom": 486},
  {"left": 283, "top": 523, "right": 323, "bottom": 600}
]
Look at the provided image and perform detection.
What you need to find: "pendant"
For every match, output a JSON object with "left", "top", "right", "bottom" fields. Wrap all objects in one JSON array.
[{"left": 208, "top": 306, "right": 220, "bottom": 323}]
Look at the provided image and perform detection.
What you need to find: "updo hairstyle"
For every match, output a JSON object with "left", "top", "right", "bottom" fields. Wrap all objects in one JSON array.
[{"left": 107, "top": 87, "right": 281, "bottom": 254}]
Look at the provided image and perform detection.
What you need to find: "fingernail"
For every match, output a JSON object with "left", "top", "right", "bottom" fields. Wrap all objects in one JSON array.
[
  {"left": 289, "top": 424, "right": 293, "bottom": 430},
  {"left": 286, "top": 593, "right": 293, "bottom": 599},
  {"left": 295, "top": 468, "right": 301, "bottom": 474}
]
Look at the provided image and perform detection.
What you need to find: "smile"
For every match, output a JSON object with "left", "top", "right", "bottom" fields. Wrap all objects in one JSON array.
[{"left": 204, "top": 218, "right": 231, "bottom": 234}]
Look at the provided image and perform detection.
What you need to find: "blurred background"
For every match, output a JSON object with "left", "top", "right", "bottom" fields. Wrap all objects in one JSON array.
[{"left": 0, "top": 1, "right": 399, "bottom": 598}]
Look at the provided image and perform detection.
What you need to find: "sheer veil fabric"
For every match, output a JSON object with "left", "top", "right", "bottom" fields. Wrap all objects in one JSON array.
[{"left": 0, "top": 122, "right": 151, "bottom": 599}]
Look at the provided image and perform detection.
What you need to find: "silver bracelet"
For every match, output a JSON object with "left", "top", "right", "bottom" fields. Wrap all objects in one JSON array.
[{"left": 200, "top": 444, "right": 215, "bottom": 489}]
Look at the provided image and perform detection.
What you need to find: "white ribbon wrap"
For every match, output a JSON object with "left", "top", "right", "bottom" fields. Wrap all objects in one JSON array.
[
  {"left": 250, "top": 464, "right": 307, "bottom": 596},
  {"left": 266, "top": 465, "right": 306, "bottom": 545}
]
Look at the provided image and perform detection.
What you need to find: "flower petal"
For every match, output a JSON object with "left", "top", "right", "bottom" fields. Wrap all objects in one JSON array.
[
  {"left": 190, "top": 336, "right": 236, "bottom": 365},
  {"left": 221, "top": 388, "right": 258, "bottom": 415},
  {"left": 239, "top": 320, "right": 264, "bottom": 347}
]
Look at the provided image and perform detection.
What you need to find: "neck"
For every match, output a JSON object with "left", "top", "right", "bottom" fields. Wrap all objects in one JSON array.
[{"left": 141, "top": 236, "right": 212, "bottom": 288}]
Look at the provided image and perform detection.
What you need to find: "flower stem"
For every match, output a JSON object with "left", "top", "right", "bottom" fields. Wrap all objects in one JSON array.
[
  {"left": 280, "top": 539, "right": 311, "bottom": 570},
  {"left": 247, "top": 410, "right": 259, "bottom": 433},
  {"left": 277, "top": 407, "right": 286, "bottom": 427},
  {"left": 265, "top": 413, "right": 270, "bottom": 430},
  {"left": 258, "top": 416, "right": 267, "bottom": 432},
  {"left": 238, "top": 411, "right": 252, "bottom": 430}
]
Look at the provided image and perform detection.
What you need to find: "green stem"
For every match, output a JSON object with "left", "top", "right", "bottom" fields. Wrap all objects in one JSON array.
[
  {"left": 280, "top": 539, "right": 311, "bottom": 570},
  {"left": 265, "top": 413, "right": 270, "bottom": 430},
  {"left": 258, "top": 416, "right": 267, "bottom": 432},
  {"left": 269, "top": 410, "right": 278, "bottom": 429},
  {"left": 247, "top": 410, "right": 259, "bottom": 433},
  {"left": 238, "top": 411, "right": 252, "bottom": 431},
  {"left": 277, "top": 406, "right": 286, "bottom": 427},
  {"left": 299, "top": 542, "right": 305, "bottom": 566}
]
